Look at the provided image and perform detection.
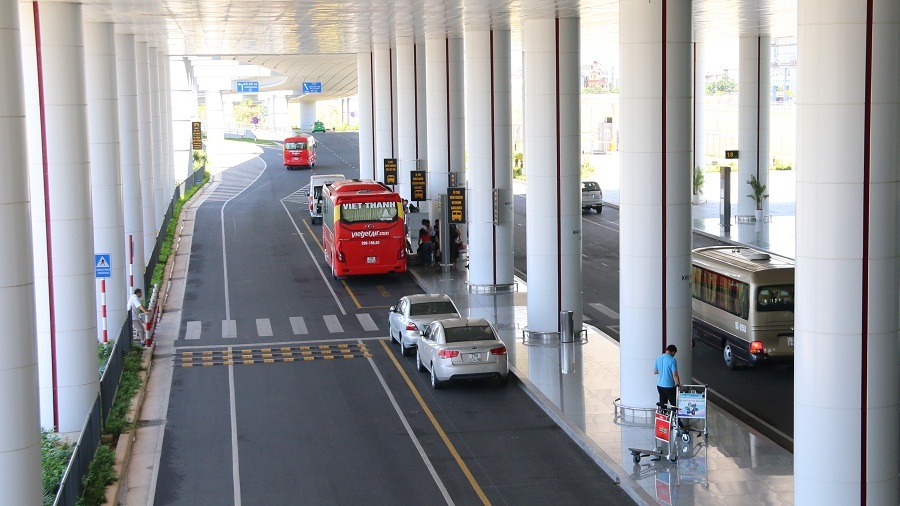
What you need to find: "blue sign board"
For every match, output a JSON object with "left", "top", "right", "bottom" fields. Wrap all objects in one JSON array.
[
  {"left": 95, "top": 254, "right": 111, "bottom": 279},
  {"left": 302, "top": 81, "right": 323, "bottom": 93},
  {"left": 237, "top": 81, "right": 259, "bottom": 92}
]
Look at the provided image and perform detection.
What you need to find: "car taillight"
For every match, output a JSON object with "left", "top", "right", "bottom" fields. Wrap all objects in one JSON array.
[
  {"left": 490, "top": 346, "right": 507, "bottom": 356},
  {"left": 405, "top": 323, "right": 418, "bottom": 331},
  {"left": 749, "top": 341, "right": 764, "bottom": 354},
  {"left": 438, "top": 349, "right": 459, "bottom": 359}
]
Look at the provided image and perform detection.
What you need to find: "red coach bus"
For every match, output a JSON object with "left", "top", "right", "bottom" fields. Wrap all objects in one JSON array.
[
  {"left": 321, "top": 179, "right": 407, "bottom": 278},
  {"left": 283, "top": 135, "right": 317, "bottom": 169}
]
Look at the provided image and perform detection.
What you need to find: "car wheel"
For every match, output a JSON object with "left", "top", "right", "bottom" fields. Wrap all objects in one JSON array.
[
  {"left": 498, "top": 374, "right": 509, "bottom": 386},
  {"left": 430, "top": 365, "right": 443, "bottom": 389},
  {"left": 416, "top": 351, "right": 425, "bottom": 372},
  {"left": 595, "top": 206, "right": 603, "bottom": 213},
  {"left": 723, "top": 343, "right": 737, "bottom": 370}
]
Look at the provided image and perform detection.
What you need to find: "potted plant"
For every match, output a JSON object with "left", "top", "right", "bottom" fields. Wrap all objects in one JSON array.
[
  {"left": 746, "top": 174, "right": 769, "bottom": 221},
  {"left": 692, "top": 166, "right": 704, "bottom": 204}
]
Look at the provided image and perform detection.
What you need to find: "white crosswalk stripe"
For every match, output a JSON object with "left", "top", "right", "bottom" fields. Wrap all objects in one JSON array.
[
  {"left": 203, "top": 163, "right": 266, "bottom": 202},
  {"left": 588, "top": 302, "right": 620, "bottom": 319},
  {"left": 182, "top": 313, "right": 381, "bottom": 340},
  {"left": 282, "top": 185, "right": 309, "bottom": 204},
  {"left": 290, "top": 316, "right": 308, "bottom": 335}
]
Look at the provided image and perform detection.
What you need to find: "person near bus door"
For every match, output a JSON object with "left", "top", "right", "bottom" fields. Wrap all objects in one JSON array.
[
  {"left": 654, "top": 344, "right": 681, "bottom": 409},
  {"left": 418, "top": 220, "right": 434, "bottom": 266},
  {"left": 129, "top": 288, "right": 149, "bottom": 345}
]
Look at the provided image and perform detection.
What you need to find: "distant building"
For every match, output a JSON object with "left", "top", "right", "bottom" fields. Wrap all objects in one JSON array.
[{"left": 581, "top": 61, "right": 611, "bottom": 91}]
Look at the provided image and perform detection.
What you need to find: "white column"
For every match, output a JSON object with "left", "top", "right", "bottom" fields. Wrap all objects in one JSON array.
[
  {"left": 299, "top": 101, "right": 316, "bottom": 132},
  {"left": 84, "top": 21, "right": 126, "bottom": 342},
  {"left": 795, "top": 1, "right": 899, "bottom": 503},
  {"left": 24, "top": 0, "right": 99, "bottom": 433},
  {"left": 0, "top": 1, "right": 42, "bottom": 502},
  {"left": 136, "top": 41, "right": 157, "bottom": 263},
  {"left": 373, "top": 45, "right": 395, "bottom": 182},
  {"left": 619, "top": 0, "right": 693, "bottom": 408},
  {"left": 523, "top": 17, "right": 582, "bottom": 333},
  {"left": 425, "top": 37, "right": 465, "bottom": 202},
  {"left": 466, "top": 28, "right": 514, "bottom": 288},
  {"left": 737, "top": 35, "right": 771, "bottom": 218},
  {"left": 396, "top": 38, "right": 424, "bottom": 201},
  {"left": 116, "top": 33, "right": 145, "bottom": 293},
  {"left": 694, "top": 41, "right": 706, "bottom": 171},
  {"left": 169, "top": 56, "right": 195, "bottom": 184},
  {"left": 205, "top": 89, "right": 225, "bottom": 144},
  {"left": 272, "top": 93, "right": 290, "bottom": 132},
  {"left": 158, "top": 50, "right": 174, "bottom": 199},
  {"left": 357, "top": 52, "right": 375, "bottom": 180},
  {"left": 149, "top": 46, "right": 164, "bottom": 228}
]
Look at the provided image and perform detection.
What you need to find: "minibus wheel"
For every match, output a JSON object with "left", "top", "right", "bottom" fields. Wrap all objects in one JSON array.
[{"left": 723, "top": 343, "right": 737, "bottom": 370}]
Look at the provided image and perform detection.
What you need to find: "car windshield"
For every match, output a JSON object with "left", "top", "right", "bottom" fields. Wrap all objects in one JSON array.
[
  {"left": 756, "top": 285, "right": 794, "bottom": 312},
  {"left": 410, "top": 301, "right": 458, "bottom": 317},
  {"left": 443, "top": 325, "right": 495, "bottom": 343},
  {"left": 582, "top": 181, "right": 601, "bottom": 192},
  {"left": 286, "top": 142, "right": 307, "bottom": 150}
]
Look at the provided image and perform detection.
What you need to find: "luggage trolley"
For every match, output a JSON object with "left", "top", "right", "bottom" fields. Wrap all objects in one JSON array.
[
  {"left": 628, "top": 404, "right": 680, "bottom": 463},
  {"left": 675, "top": 384, "right": 709, "bottom": 443}
]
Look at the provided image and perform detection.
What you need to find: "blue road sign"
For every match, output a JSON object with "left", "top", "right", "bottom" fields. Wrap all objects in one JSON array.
[
  {"left": 302, "top": 81, "right": 322, "bottom": 93},
  {"left": 95, "top": 254, "right": 111, "bottom": 279},
  {"left": 237, "top": 81, "right": 260, "bottom": 92}
]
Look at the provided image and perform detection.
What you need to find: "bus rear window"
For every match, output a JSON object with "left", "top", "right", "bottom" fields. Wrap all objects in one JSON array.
[
  {"left": 757, "top": 285, "right": 794, "bottom": 312},
  {"left": 340, "top": 201, "right": 398, "bottom": 223},
  {"left": 286, "top": 142, "right": 307, "bottom": 150}
]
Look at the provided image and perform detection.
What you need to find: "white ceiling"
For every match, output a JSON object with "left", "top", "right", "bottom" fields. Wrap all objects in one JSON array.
[{"left": 78, "top": 0, "right": 797, "bottom": 100}]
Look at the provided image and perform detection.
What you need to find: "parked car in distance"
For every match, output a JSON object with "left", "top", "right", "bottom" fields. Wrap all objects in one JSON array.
[
  {"left": 415, "top": 317, "right": 509, "bottom": 389},
  {"left": 581, "top": 180, "right": 603, "bottom": 213},
  {"left": 388, "top": 294, "right": 460, "bottom": 356},
  {"left": 312, "top": 121, "right": 326, "bottom": 133}
]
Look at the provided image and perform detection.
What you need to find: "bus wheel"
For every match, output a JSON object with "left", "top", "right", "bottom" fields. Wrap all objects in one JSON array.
[{"left": 723, "top": 343, "right": 737, "bottom": 370}]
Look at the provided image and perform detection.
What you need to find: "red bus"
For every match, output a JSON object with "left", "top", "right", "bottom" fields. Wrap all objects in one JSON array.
[
  {"left": 283, "top": 135, "right": 317, "bottom": 169},
  {"left": 321, "top": 179, "right": 407, "bottom": 278}
]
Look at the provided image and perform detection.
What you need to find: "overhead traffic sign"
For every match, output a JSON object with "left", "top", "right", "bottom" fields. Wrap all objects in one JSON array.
[
  {"left": 95, "top": 254, "right": 111, "bottom": 279},
  {"left": 302, "top": 81, "right": 323, "bottom": 93},
  {"left": 236, "top": 81, "right": 259, "bottom": 92}
]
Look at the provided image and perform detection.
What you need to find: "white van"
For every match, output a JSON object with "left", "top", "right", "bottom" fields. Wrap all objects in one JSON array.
[{"left": 308, "top": 174, "right": 346, "bottom": 224}]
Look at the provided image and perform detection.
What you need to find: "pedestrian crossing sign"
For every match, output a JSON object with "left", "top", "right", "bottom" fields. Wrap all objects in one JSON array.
[{"left": 95, "top": 254, "right": 111, "bottom": 278}]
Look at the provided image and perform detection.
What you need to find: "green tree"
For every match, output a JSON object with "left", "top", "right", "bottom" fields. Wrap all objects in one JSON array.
[{"left": 705, "top": 75, "right": 737, "bottom": 95}]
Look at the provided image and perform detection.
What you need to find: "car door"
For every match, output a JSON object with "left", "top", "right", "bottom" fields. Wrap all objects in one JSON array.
[
  {"left": 388, "top": 299, "right": 406, "bottom": 337},
  {"left": 418, "top": 322, "right": 436, "bottom": 367}
]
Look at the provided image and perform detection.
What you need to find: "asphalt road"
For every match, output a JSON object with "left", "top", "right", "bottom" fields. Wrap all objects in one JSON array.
[
  {"left": 155, "top": 134, "right": 635, "bottom": 505},
  {"left": 511, "top": 190, "right": 794, "bottom": 450}
]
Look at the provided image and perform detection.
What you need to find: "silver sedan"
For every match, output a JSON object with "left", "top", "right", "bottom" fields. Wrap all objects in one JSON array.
[
  {"left": 415, "top": 317, "right": 509, "bottom": 389},
  {"left": 388, "top": 294, "right": 460, "bottom": 356}
]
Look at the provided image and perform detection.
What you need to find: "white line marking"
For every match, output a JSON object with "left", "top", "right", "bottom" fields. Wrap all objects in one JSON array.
[
  {"left": 323, "top": 315, "right": 344, "bottom": 333},
  {"left": 588, "top": 302, "right": 620, "bottom": 319},
  {"left": 228, "top": 348, "right": 242, "bottom": 505},
  {"left": 290, "top": 316, "right": 308, "bottom": 334},
  {"left": 256, "top": 318, "right": 273, "bottom": 337},
  {"left": 279, "top": 199, "right": 347, "bottom": 315},
  {"left": 223, "top": 320, "right": 237, "bottom": 339},
  {"left": 356, "top": 313, "right": 379, "bottom": 332},
  {"left": 185, "top": 321, "right": 201, "bottom": 340},
  {"left": 364, "top": 343, "right": 454, "bottom": 505}
]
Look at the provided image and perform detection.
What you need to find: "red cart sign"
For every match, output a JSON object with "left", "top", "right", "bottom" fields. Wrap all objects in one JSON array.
[{"left": 655, "top": 412, "right": 671, "bottom": 442}]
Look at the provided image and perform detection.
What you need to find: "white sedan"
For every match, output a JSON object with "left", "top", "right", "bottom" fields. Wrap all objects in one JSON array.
[
  {"left": 388, "top": 294, "right": 460, "bottom": 356},
  {"left": 415, "top": 317, "right": 509, "bottom": 389}
]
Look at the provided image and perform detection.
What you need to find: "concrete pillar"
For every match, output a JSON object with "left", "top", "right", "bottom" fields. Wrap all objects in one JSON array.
[
  {"left": 694, "top": 41, "right": 706, "bottom": 171},
  {"left": 465, "top": 28, "right": 514, "bottom": 289},
  {"left": 619, "top": 0, "right": 693, "bottom": 408},
  {"left": 425, "top": 37, "right": 465, "bottom": 202},
  {"left": 205, "top": 89, "right": 226, "bottom": 144},
  {"left": 357, "top": 52, "right": 375, "bottom": 180},
  {"left": 373, "top": 45, "right": 395, "bottom": 182},
  {"left": 84, "top": 21, "right": 126, "bottom": 342},
  {"left": 22, "top": 0, "right": 99, "bottom": 433},
  {"left": 149, "top": 46, "right": 164, "bottom": 228},
  {"left": 170, "top": 56, "right": 195, "bottom": 184},
  {"left": 396, "top": 38, "right": 427, "bottom": 201},
  {"left": 299, "top": 101, "right": 316, "bottom": 132},
  {"left": 737, "top": 35, "right": 771, "bottom": 218},
  {"left": 158, "top": 50, "right": 174, "bottom": 199},
  {"left": 136, "top": 41, "right": 157, "bottom": 263},
  {"left": 523, "top": 17, "right": 582, "bottom": 334},
  {"left": 271, "top": 93, "right": 290, "bottom": 132},
  {"left": 0, "top": 0, "right": 42, "bottom": 502},
  {"left": 116, "top": 33, "right": 146, "bottom": 293},
  {"left": 794, "top": 1, "right": 899, "bottom": 503}
]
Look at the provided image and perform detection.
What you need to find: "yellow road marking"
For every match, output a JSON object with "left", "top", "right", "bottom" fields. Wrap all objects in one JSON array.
[
  {"left": 378, "top": 340, "right": 491, "bottom": 505},
  {"left": 304, "top": 357, "right": 314, "bottom": 361},
  {"left": 302, "top": 217, "right": 325, "bottom": 253}
]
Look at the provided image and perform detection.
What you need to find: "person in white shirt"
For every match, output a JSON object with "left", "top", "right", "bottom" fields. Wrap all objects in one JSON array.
[{"left": 128, "top": 288, "right": 149, "bottom": 345}]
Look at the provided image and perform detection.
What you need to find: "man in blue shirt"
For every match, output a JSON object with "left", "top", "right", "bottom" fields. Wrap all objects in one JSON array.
[{"left": 654, "top": 344, "right": 681, "bottom": 409}]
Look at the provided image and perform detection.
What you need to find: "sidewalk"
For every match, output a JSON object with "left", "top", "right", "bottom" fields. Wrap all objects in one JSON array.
[{"left": 407, "top": 263, "right": 795, "bottom": 505}]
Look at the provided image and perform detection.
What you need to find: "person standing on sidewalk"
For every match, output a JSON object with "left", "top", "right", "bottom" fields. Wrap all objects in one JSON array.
[
  {"left": 129, "top": 288, "right": 149, "bottom": 345},
  {"left": 654, "top": 344, "right": 681, "bottom": 409}
]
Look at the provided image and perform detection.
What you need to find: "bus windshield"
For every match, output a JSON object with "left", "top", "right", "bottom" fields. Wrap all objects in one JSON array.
[
  {"left": 757, "top": 285, "right": 794, "bottom": 312},
  {"left": 286, "top": 142, "right": 307, "bottom": 150},
  {"left": 340, "top": 201, "right": 398, "bottom": 223}
]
